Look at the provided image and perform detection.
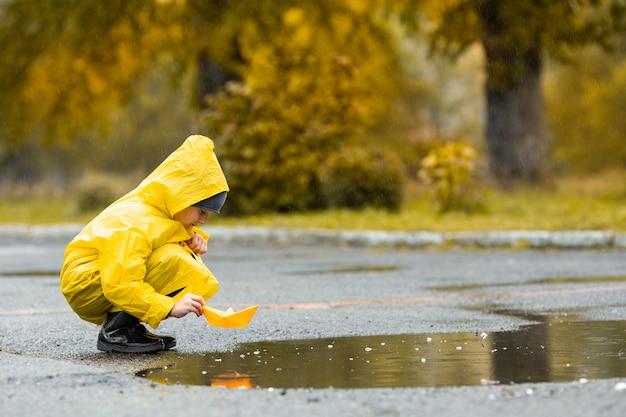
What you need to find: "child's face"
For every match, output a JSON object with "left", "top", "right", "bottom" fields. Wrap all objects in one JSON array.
[{"left": 173, "top": 206, "right": 210, "bottom": 228}]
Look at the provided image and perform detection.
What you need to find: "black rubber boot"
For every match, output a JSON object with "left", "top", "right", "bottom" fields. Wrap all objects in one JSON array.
[
  {"left": 97, "top": 312, "right": 165, "bottom": 353},
  {"left": 134, "top": 324, "right": 176, "bottom": 350}
]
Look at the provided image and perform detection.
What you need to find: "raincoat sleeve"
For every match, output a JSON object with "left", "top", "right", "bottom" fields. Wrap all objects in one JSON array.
[
  {"left": 98, "top": 229, "right": 175, "bottom": 328},
  {"left": 191, "top": 226, "right": 209, "bottom": 241}
]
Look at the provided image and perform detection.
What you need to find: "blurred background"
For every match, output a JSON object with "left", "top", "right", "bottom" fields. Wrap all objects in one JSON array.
[{"left": 0, "top": 0, "right": 624, "bottom": 230}]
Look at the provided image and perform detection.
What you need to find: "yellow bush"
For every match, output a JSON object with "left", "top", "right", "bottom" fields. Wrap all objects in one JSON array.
[{"left": 418, "top": 142, "right": 482, "bottom": 212}]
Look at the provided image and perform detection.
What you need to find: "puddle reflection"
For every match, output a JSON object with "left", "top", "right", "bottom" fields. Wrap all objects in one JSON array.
[{"left": 137, "top": 314, "right": 626, "bottom": 389}]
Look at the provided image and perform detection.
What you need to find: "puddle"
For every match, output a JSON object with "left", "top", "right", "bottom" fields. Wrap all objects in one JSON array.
[
  {"left": 137, "top": 313, "right": 626, "bottom": 389},
  {"left": 0, "top": 270, "right": 60, "bottom": 277},
  {"left": 288, "top": 265, "right": 401, "bottom": 275},
  {"left": 429, "top": 275, "right": 626, "bottom": 292}
]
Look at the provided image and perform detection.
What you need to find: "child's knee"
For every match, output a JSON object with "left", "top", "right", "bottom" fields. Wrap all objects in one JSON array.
[{"left": 146, "top": 243, "right": 220, "bottom": 300}]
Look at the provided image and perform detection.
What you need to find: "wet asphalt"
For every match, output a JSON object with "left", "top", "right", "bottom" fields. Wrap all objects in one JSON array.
[{"left": 1, "top": 239, "right": 626, "bottom": 416}]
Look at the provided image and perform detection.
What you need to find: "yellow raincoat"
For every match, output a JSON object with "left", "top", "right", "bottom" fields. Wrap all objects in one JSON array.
[{"left": 60, "top": 135, "right": 229, "bottom": 329}]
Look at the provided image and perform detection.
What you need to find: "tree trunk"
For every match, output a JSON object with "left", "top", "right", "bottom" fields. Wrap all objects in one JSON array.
[
  {"left": 480, "top": 3, "right": 548, "bottom": 183},
  {"left": 196, "top": 51, "right": 236, "bottom": 109}
]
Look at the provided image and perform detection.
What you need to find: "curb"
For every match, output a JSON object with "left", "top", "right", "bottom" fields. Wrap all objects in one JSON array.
[{"left": 0, "top": 224, "right": 624, "bottom": 249}]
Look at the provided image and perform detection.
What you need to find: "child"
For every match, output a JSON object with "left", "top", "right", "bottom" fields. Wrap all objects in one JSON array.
[{"left": 60, "top": 135, "right": 229, "bottom": 353}]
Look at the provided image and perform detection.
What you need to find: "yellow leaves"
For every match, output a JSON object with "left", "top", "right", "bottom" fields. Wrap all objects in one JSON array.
[
  {"left": 546, "top": 47, "right": 626, "bottom": 172},
  {"left": 283, "top": 7, "right": 305, "bottom": 26},
  {"left": 418, "top": 141, "right": 482, "bottom": 212},
  {"left": 344, "top": 0, "right": 369, "bottom": 15},
  {"left": 206, "top": 1, "right": 406, "bottom": 213},
  {"left": 292, "top": 24, "right": 314, "bottom": 49},
  {"left": 330, "top": 13, "right": 354, "bottom": 42}
]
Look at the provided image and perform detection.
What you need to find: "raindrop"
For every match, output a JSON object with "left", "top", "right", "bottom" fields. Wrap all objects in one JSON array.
[
  {"left": 420, "top": 358, "right": 427, "bottom": 363},
  {"left": 214, "top": 359, "right": 222, "bottom": 362},
  {"left": 327, "top": 345, "right": 334, "bottom": 349},
  {"left": 201, "top": 371, "right": 207, "bottom": 375},
  {"left": 525, "top": 388, "right": 534, "bottom": 395},
  {"left": 456, "top": 346, "right": 462, "bottom": 351},
  {"left": 380, "top": 342, "right": 386, "bottom": 346},
  {"left": 253, "top": 350, "right": 260, "bottom": 355},
  {"left": 426, "top": 337, "right": 432, "bottom": 342},
  {"left": 364, "top": 347, "right": 372, "bottom": 352},
  {"left": 578, "top": 378, "right": 588, "bottom": 384},
  {"left": 239, "top": 354, "right": 245, "bottom": 359}
]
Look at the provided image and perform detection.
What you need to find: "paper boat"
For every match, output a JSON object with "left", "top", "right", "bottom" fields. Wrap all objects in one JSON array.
[{"left": 203, "top": 305, "right": 258, "bottom": 328}]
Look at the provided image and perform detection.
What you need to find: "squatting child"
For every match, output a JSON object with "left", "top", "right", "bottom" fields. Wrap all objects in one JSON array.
[{"left": 60, "top": 135, "right": 228, "bottom": 353}]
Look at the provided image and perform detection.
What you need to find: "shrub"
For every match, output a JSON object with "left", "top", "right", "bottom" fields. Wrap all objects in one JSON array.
[
  {"left": 320, "top": 147, "right": 406, "bottom": 210},
  {"left": 204, "top": 5, "right": 401, "bottom": 215},
  {"left": 418, "top": 142, "right": 483, "bottom": 212},
  {"left": 76, "top": 184, "right": 116, "bottom": 213}
]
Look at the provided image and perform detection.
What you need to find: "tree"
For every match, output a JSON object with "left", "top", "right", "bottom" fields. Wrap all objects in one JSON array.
[
  {"left": 0, "top": 0, "right": 409, "bottom": 213},
  {"left": 206, "top": 2, "right": 404, "bottom": 213},
  {"left": 404, "top": 0, "right": 626, "bottom": 183},
  {"left": 546, "top": 41, "right": 626, "bottom": 172}
]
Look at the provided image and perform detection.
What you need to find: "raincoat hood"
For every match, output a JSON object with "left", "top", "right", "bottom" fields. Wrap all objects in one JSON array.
[{"left": 131, "top": 135, "right": 229, "bottom": 217}]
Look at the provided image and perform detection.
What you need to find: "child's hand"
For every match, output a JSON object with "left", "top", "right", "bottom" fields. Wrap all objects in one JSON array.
[
  {"left": 168, "top": 293, "right": 205, "bottom": 318},
  {"left": 186, "top": 233, "right": 207, "bottom": 255}
]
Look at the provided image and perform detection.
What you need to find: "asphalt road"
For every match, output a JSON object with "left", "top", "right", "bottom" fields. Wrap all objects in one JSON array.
[{"left": 1, "top": 239, "right": 626, "bottom": 416}]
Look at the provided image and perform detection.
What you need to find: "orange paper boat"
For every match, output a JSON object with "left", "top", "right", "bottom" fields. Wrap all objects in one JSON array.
[{"left": 203, "top": 305, "right": 258, "bottom": 328}]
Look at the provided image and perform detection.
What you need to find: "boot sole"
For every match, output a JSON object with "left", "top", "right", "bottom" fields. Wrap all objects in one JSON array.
[
  {"left": 143, "top": 334, "right": 176, "bottom": 351},
  {"left": 97, "top": 339, "right": 165, "bottom": 353}
]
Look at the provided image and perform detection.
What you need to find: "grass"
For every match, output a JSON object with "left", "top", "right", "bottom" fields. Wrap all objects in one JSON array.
[{"left": 1, "top": 171, "right": 624, "bottom": 231}]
